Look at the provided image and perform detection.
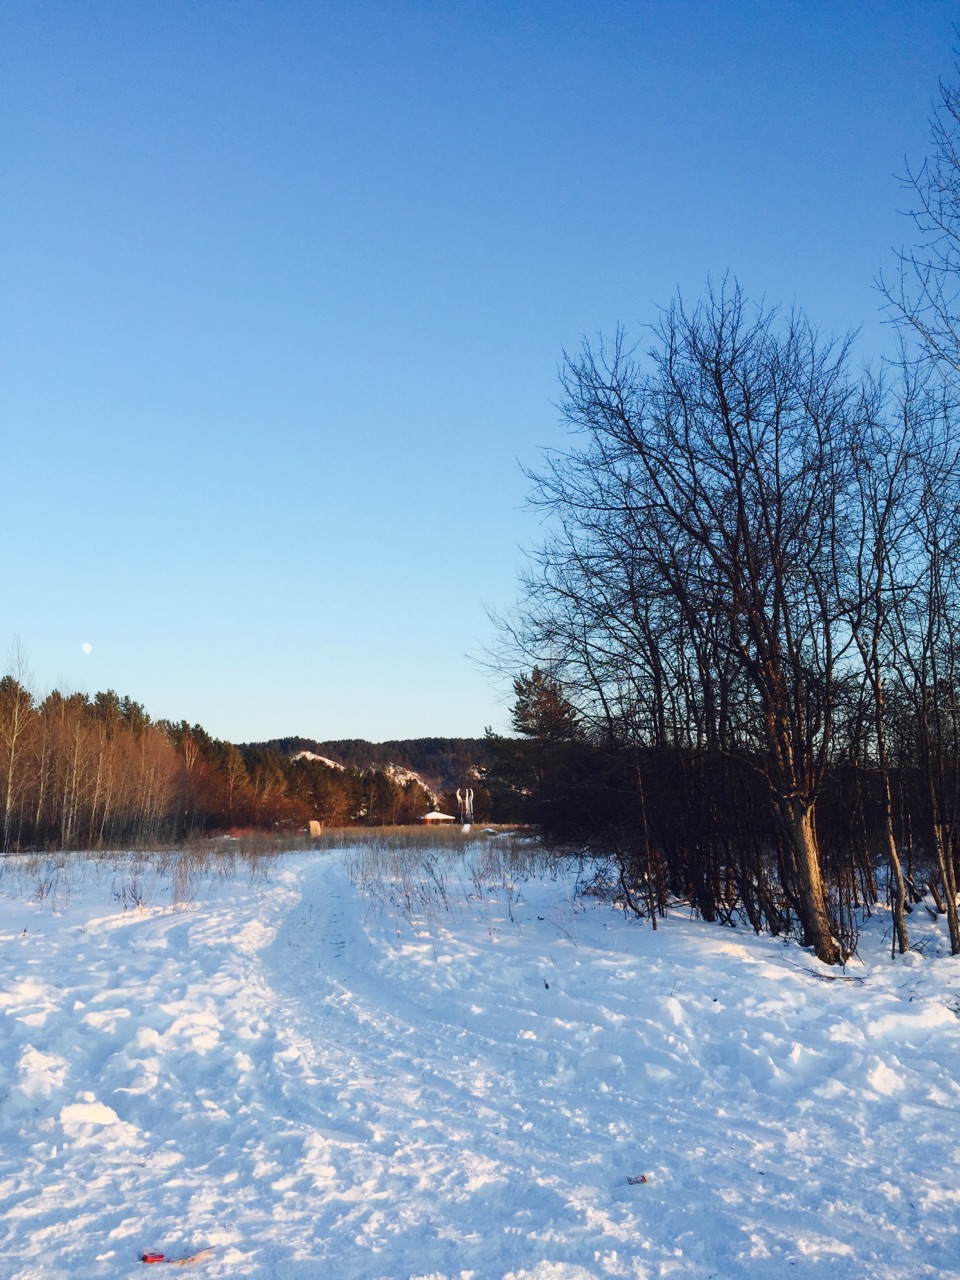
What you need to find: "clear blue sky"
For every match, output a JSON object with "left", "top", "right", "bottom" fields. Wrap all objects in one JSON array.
[{"left": 0, "top": 1, "right": 955, "bottom": 742}]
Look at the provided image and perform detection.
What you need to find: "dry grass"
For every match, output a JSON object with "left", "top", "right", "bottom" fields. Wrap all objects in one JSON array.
[
  {"left": 345, "top": 828, "right": 572, "bottom": 939},
  {"left": 1, "top": 842, "right": 276, "bottom": 914},
  {"left": 306, "top": 823, "right": 529, "bottom": 853},
  {"left": 0, "top": 826, "right": 538, "bottom": 915}
]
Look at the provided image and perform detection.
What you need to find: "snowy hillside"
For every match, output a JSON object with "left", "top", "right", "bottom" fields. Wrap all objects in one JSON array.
[
  {"left": 290, "top": 750, "right": 440, "bottom": 807},
  {"left": 1, "top": 843, "right": 959, "bottom": 1278},
  {"left": 290, "top": 751, "right": 346, "bottom": 770}
]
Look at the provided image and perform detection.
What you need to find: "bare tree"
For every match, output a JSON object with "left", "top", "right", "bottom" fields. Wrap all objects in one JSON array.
[
  {"left": 885, "top": 402, "right": 960, "bottom": 955},
  {"left": 517, "top": 282, "right": 867, "bottom": 963},
  {"left": 880, "top": 68, "right": 960, "bottom": 376},
  {"left": 843, "top": 384, "right": 917, "bottom": 953}
]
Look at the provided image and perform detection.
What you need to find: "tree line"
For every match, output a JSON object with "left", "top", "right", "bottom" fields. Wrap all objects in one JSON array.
[
  {"left": 492, "top": 68, "right": 960, "bottom": 964},
  {"left": 0, "top": 670, "right": 504, "bottom": 850}
]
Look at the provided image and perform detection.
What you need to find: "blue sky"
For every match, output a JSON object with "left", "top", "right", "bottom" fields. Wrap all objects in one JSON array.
[{"left": 0, "top": 1, "right": 956, "bottom": 742}]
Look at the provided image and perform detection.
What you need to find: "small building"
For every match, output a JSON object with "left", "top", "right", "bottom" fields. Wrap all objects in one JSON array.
[{"left": 420, "top": 810, "right": 456, "bottom": 824}]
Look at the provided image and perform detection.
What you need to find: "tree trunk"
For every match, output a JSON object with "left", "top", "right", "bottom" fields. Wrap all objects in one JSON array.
[
  {"left": 785, "top": 800, "right": 841, "bottom": 965},
  {"left": 932, "top": 819, "right": 960, "bottom": 954},
  {"left": 880, "top": 769, "right": 911, "bottom": 955}
]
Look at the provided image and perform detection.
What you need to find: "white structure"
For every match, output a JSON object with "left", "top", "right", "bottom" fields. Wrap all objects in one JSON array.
[
  {"left": 456, "top": 788, "right": 474, "bottom": 823},
  {"left": 420, "top": 810, "right": 456, "bottom": 824}
]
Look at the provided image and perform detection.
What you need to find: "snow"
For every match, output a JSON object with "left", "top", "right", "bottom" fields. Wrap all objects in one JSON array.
[
  {"left": 2, "top": 844, "right": 960, "bottom": 1278},
  {"left": 384, "top": 763, "right": 438, "bottom": 804},
  {"left": 290, "top": 751, "right": 345, "bottom": 770}
]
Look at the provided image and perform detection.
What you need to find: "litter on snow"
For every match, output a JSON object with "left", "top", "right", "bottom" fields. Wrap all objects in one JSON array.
[{"left": 141, "top": 1248, "right": 214, "bottom": 1265}]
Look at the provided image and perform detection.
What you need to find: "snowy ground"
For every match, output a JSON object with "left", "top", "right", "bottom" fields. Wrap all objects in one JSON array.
[{"left": 1, "top": 841, "right": 960, "bottom": 1279}]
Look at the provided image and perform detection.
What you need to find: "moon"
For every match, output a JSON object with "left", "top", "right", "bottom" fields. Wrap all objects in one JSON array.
[{"left": 81, "top": 642, "right": 93, "bottom": 655}]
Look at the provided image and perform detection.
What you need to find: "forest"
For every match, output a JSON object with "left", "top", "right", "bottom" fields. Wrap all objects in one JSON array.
[
  {"left": 0, "top": 674, "right": 509, "bottom": 852},
  {"left": 250, "top": 735, "right": 502, "bottom": 795},
  {"left": 493, "top": 72, "right": 960, "bottom": 964}
]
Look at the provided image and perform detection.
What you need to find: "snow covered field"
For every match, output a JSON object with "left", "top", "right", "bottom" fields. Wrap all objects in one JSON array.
[{"left": 2, "top": 840, "right": 959, "bottom": 1279}]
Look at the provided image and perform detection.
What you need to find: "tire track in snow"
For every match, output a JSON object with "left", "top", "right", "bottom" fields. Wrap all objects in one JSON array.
[
  {"left": 260, "top": 856, "right": 656, "bottom": 1277},
  {"left": 261, "top": 853, "right": 960, "bottom": 1280}
]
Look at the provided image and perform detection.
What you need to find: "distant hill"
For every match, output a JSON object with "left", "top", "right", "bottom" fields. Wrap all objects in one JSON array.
[{"left": 244, "top": 736, "right": 504, "bottom": 795}]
